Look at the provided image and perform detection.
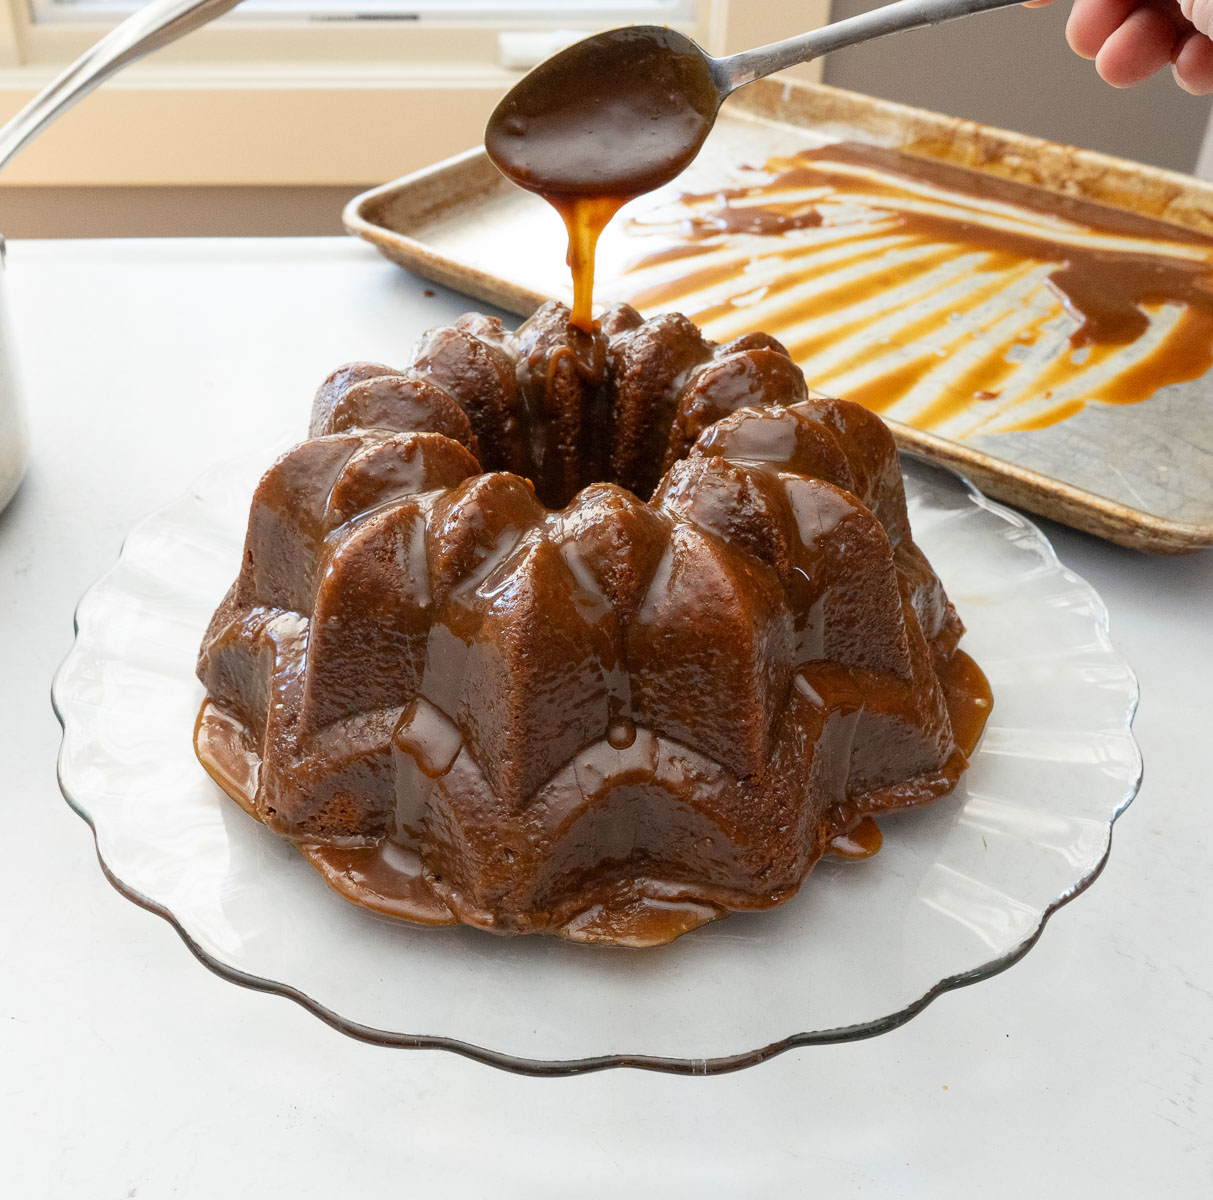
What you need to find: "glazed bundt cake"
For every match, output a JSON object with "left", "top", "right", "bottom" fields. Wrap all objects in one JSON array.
[{"left": 195, "top": 301, "right": 990, "bottom": 947}]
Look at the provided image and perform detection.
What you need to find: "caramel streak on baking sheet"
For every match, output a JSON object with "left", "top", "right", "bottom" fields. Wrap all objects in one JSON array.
[{"left": 617, "top": 143, "right": 1213, "bottom": 435}]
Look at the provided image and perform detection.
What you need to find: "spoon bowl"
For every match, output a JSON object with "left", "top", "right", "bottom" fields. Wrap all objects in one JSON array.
[
  {"left": 488, "top": 0, "right": 1028, "bottom": 206},
  {"left": 485, "top": 0, "right": 1028, "bottom": 329},
  {"left": 485, "top": 26, "right": 720, "bottom": 203}
]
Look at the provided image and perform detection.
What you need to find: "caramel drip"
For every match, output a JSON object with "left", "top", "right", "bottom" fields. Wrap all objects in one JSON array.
[
  {"left": 938, "top": 648, "right": 994, "bottom": 759},
  {"left": 552, "top": 195, "right": 627, "bottom": 331},
  {"left": 824, "top": 648, "right": 992, "bottom": 863},
  {"left": 827, "top": 816, "right": 883, "bottom": 860},
  {"left": 485, "top": 26, "right": 720, "bottom": 333},
  {"left": 194, "top": 648, "right": 993, "bottom": 943},
  {"left": 302, "top": 842, "right": 459, "bottom": 926},
  {"left": 621, "top": 142, "right": 1213, "bottom": 434}
]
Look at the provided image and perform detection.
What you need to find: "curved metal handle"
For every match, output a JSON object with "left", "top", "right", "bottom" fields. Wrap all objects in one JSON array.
[
  {"left": 713, "top": 0, "right": 1027, "bottom": 93},
  {"left": 0, "top": 0, "right": 242, "bottom": 174}
]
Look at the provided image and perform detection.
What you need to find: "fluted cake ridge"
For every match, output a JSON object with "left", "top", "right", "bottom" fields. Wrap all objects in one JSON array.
[{"left": 194, "top": 302, "right": 990, "bottom": 946}]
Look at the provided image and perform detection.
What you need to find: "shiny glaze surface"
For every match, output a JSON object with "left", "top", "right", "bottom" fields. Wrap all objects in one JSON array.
[
  {"left": 486, "top": 27, "right": 719, "bottom": 330},
  {"left": 200, "top": 646, "right": 990, "bottom": 941},
  {"left": 621, "top": 142, "right": 1213, "bottom": 435},
  {"left": 195, "top": 302, "right": 990, "bottom": 946}
]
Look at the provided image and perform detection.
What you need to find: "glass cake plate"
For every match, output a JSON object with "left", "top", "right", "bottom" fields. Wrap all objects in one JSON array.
[{"left": 52, "top": 446, "right": 1141, "bottom": 1075}]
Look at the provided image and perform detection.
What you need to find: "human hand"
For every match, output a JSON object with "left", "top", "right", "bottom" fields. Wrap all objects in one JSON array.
[{"left": 1026, "top": 0, "right": 1213, "bottom": 94}]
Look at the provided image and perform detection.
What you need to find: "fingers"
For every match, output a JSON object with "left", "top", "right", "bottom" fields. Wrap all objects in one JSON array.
[
  {"left": 1173, "top": 28, "right": 1213, "bottom": 91},
  {"left": 1060, "top": 0, "right": 1213, "bottom": 90},
  {"left": 1095, "top": 4, "right": 1186, "bottom": 84},
  {"left": 1178, "top": 0, "right": 1213, "bottom": 38},
  {"left": 1022, "top": 1, "right": 1057, "bottom": 9},
  {"left": 1066, "top": 0, "right": 1140, "bottom": 60}
]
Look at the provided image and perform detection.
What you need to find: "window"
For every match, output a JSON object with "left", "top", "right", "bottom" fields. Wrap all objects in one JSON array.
[{"left": 0, "top": 0, "right": 827, "bottom": 186}]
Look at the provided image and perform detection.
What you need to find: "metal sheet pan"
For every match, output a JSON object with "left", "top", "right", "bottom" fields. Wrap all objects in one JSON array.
[{"left": 345, "top": 78, "right": 1213, "bottom": 554}]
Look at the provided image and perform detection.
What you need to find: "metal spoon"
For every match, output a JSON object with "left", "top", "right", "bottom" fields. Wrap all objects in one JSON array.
[
  {"left": 718, "top": 0, "right": 1029, "bottom": 92},
  {"left": 487, "top": 0, "right": 1029, "bottom": 201}
]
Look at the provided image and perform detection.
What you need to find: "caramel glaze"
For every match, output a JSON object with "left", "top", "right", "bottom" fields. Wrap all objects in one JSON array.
[
  {"left": 485, "top": 26, "right": 719, "bottom": 331},
  {"left": 196, "top": 702, "right": 458, "bottom": 925},
  {"left": 623, "top": 142, "right": 1213, "bottom": 432},
  {"left": 828, "top": 816, "right": 882, "bottom": 860},
  {"left": 196, "top": 646, "right": 991, "bottom": 943},
  {"left": 825, "top": 644, "right": 991, "bottom": 861},
  {"left": 195, "top": 302, "right": 991, "bottom": 947}
]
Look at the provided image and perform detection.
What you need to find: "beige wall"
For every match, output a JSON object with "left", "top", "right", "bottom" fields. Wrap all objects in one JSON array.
[
  {"left": 1, "top": 185, "right": 368, "bottom": 238},
  {"left": 824, "top": 0, "right": 1211, "bottom": 175}
]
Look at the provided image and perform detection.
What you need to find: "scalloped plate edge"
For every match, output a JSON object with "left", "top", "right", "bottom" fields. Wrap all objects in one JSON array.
[{"left": 50, "top": 450, "right": 1143, "bottom": 1077}]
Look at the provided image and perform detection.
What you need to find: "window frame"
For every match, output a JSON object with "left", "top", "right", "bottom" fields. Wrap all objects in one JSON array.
[{"left": 0, "top": 0, "right": 829, "bottom": 186}]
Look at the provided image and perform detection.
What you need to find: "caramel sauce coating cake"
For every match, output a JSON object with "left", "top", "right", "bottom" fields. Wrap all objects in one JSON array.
[{"left": 194, "top": 302, "right": 990, "bottom": 947}]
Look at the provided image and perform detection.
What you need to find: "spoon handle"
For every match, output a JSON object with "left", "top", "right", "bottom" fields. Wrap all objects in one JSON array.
[
  {"left": 0, "top": 0, "right": 242, "bottom": 174},
  {"left": 714, "top": 0, "right": 1029, "bottom": 93}
]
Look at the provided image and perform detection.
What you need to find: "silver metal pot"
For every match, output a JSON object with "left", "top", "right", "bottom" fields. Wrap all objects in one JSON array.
[
  {"left": 0, "top": 237, "right": 29, "bottom": 513},
  {"left": 0, "top": 0, "right": 243, "bottom": 515}
]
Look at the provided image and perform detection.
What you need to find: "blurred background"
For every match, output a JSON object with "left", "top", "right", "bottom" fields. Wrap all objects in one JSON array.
[{"left": 1, "top": 0, "right": 1209, "bottom": 238}]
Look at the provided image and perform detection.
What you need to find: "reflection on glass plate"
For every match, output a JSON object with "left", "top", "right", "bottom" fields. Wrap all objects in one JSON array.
[{"left": 52, "top": 445, "right": 1141, "bottom": 1075}]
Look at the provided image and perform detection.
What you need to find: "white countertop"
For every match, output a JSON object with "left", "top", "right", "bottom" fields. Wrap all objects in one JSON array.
[{"left": 2, "top": 238, "right": 1210, "bottom": 1198}]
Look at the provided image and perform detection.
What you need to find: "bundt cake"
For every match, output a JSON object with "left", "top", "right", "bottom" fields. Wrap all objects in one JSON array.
[{"left": 194, "top": 301, "right": 991, "bottom": 947}]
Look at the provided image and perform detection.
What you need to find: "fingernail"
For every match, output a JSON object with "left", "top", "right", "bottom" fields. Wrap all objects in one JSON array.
[{"left": 1172, "top": 64, "right": 1198, "bottom": 94}]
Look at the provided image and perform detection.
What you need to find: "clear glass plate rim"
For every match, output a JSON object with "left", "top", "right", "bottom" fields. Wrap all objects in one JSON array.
[{"left": 50, "top": 446, "right": 1143, "bottom": 1078}]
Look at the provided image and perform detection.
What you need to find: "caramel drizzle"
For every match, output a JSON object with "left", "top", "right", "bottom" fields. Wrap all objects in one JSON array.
[
  {"left": 552, "top": 195, "right": 628, "bottom": 332},
  {"left": 617, "top": 143, "right": 1213, "bottom": 437}
]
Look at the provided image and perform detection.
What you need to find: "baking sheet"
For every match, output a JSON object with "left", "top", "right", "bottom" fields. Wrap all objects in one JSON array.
[{"left": 344, "top": 78, "right": 1213, "bottom": 553}]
